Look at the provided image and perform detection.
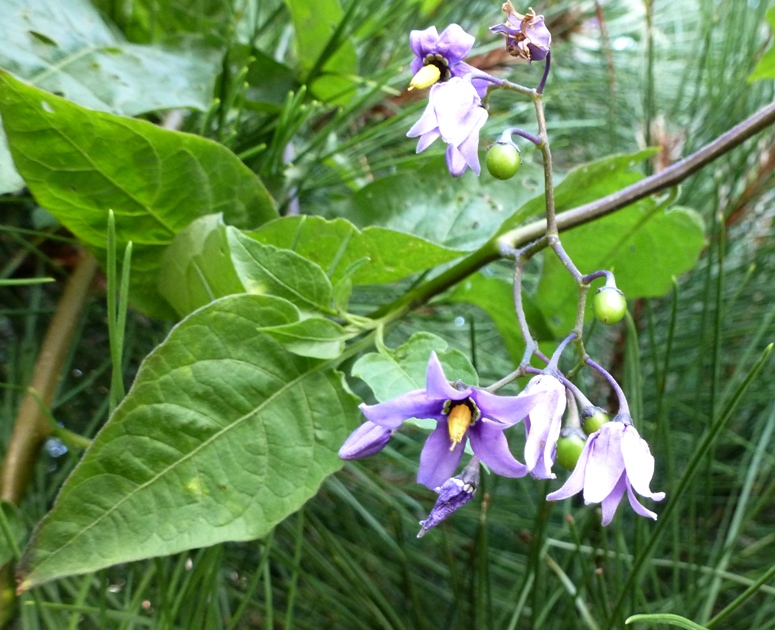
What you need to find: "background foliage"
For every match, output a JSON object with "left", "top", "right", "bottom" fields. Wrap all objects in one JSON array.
[{"left": 1, "top": 0, "right": 775, "bottom": 628}]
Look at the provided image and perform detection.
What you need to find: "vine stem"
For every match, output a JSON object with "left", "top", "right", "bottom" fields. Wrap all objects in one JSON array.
[
  {"left": 368, "top": 100, "right": 775, "bottom": 324},
  {"left": 0, "top": 250, "right": 98, "bottom": 505}
]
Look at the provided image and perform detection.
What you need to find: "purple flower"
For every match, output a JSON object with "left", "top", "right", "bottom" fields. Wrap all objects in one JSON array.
[
  {"left": 406, "top": 78, "right": 488, "bottom": 177},
  {"left": 418, "top": 458, "right": 480, "bottom": 538},
  {"left": 343, "top": 352, "right": 541, "bottom": 489},
  {"left": 409, "top": 24, "right": 489, "bottom": 97},
  {"left": 490, "top": 3, "right": 552, "bottom": 62},
  {"left": 522, "top": 374, "right": 566, "bottom": 479},
  {"left": 546, "top": 416, "right": 665, "bottom": 525}
]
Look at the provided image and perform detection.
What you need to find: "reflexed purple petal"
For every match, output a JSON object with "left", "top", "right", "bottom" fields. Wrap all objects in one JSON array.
[
  {"left": 469, "top": 420, "right": 527, "bottom": 478},
  {"left": 547, "top": 435, "right": 593, "bottom": 501},
  {"left": 471, "top": 389, "right": 541, "bottom": 426},
  {"left": 621, "top": 426, "right": 665, "bottom": 500},
  {"left": 600, "top": 474, "right": 627, "bottom": 526},
  {"left": 425, "top": 352, "right": 467, "bottom": 401},
  {"left": 522, "top": 376, "right": 566, "bottom": 478},
  {"left": 418, "top": 474, "right": 477, "bottom": 537},
  {"left": 407, "top": 96, "right": 441, "bottom": 138},
  {"left": 434, "top": 24, "right": 475, "bottom": 64},
  {"left": 489, "top": 24, "right": 512, "bottom": 36},
  {"left": 416, "top": 129, "right": 441, "bottom": 153},
  {"left": 526, "top": 16, "right": 552, "bottom": 61},
  {"left": 583, "top": 422, "right": 626, "bottom": 504},
  {"left": 418, "top": 422, "right": 465, "bottom": 489},
  {"left": 410, "top": 26, "right": 440, "bottom": 59},
  {"left": 452, "top": 107, "right": 487, "bottom": 174},
  {"left": 339, "top": 421, "right": 392, "bottom": 460},
  {"left": 359, "top": 390, "right": 439, "bottom": 429},
  {"left": 445, "top": 145, "right": 468, "bottom": 177},
  {"left": 625, "top": 479, "right": 659, "bottom": 520}
]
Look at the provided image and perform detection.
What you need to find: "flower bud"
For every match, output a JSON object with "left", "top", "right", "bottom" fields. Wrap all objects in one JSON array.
[
  {"left": 486, "top": 141, "right": 521, "bottom": 180},
  {"left": 339, "top": 421, "right": 393, "bottom": 460},
  {"left": 592, "top": 287, "right": 627, "bottom": 325},
  {"left": 556, "top": 430, "right": 586, "bottom": 471},
  {"left": 581, "top": 407, "right": 610, "bottom": 435}
]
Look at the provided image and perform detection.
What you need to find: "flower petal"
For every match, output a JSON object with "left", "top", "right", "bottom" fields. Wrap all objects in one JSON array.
[
  {"left": 625, "top": 479, "right": 659, "bottom": 520},
  {"left": 416, "top": 128, "right": 441, "bottom": 153},
  {"left": 339, "top": 421, "right": 392, "bottom": 460},
  {"left": 452, "top": 107, "right": 487, "bottom": 175},
  {"left": 621, "top": 425, "right": 665, "bottom": 501},
  {"left": 451, "top": 62, "right": 489, "bottom": 98},
  {"left": 469, "top": 419, "right": 527, "bottom": 478},
  {"left": 472, "top": 389, "right": 542, "bottom": 426},
  {"left": 407, "top": 97, "right": 441, "bottom": 138},
  {"left": 418, "top": 421, "right": 465, "bottom": 489},
  {"left": 600, "top": 474, "right": 627, "bottom": 526},
  {"left": 435, "top": 24, "right": 475, "bottom": 64},
  {"left": 583, "top": 422, "right": 626, "bottom": 504},
  {"left": 546, "top": 438, "right": 592, "bottom": 501},
  {"left": 359, "top": 390, "right": 439, "bottom": 429},
  {"left": 425, "top": 352, "right": 467, "bottom": 401},
  {"left": 446, "top": 144, "right": 468, "bottom": 177},
  {"left": 409, "top": 26, "right": 440, "bottom": 59}
]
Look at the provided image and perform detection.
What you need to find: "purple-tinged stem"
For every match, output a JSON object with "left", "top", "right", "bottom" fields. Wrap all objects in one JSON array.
[
  {"left": 501, "top": 127, "right": 542, "bottom": 147},
  {"left": 586, "top": 358, "right": 630, "bottom": 415},
  {"left": 547, "top": 332, "right": 577, "bottom": 372},
  {"left": 581, "top": 270, "right": 616, "bottom": 286},
  {"left": 537, "top": 51, "right": 551, "bottom": 95}
]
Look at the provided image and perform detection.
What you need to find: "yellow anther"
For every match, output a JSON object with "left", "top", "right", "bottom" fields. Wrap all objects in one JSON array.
[
  {"left": 409, "top": 64, "right": 441, "bottom": 91},
  {"left": 447, "top": 404, "right": 472, "bottom": 451}
]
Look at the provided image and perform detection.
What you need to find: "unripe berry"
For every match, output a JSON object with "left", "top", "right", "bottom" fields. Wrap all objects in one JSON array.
[
  {"left": 486, "top": 142, "right": 521, "bottom": 180},
  {"left": 592, "top": 287, "right": 627, "bottom": 325},
  {"left": 582, "top": 408, "right": 610, "bottom": 435},
  {"left": 556, "top": 433, "right": 587, "bottom": 471}
]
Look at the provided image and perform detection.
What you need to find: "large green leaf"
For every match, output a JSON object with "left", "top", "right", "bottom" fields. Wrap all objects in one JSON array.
[
  {"left": 247, "top": 215, "right": 465, "bottom": 285},
  {"left": 348, "top": 156, "right": 545, "bottom": 250},
  {"left": 17, "top": 294, "right": 361, "bottom": 589},
  {"left": 227, "top": 227, "right": 335, "bottom": 316},
  {"left": 535, "top": 203, "right": 705, "bottom": 334},
  {"left": 0, "top": 0, "right": 219, "bottom": 116},
  {"left": 284, "top": 0, "right": 358, "bottom": 103},
  {"left": 0, "top": 71, "right": 277, "bottom": 318},
  {"left": 0, "top": 0, "right": 220, "bottom": 195}
]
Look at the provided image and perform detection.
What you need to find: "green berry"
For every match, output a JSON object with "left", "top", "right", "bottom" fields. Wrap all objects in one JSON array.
[
  {"left": 582, "top": 409, "right": 610, "bottom": 435},
  {"left": 556, "top": 433, "right": 587, "bottom": 471},
  {"left": 486, "top": 142, "right": 521, "bottom": 180},
  {"left": 593, "top": 287, "right": 627, "bottom": 325}
]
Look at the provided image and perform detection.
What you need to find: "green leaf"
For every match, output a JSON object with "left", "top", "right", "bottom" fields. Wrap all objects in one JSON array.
[
  {"left": 0, "top": 0, "right": 219, "bottom": 116},
  {"left": 246, "top": 215, "right": 464, "bottom": 285},
  {"left": 348, "top": 156, "right": 545, "bottom": 250},
  {"left": 0, "top": 123, "right": 24, "bottom": 194},
  {"left": 245, "top": 50, "right": 300, "bottom": 113},
  {"left": 496, "top": 148, "right": 661, "bottom": 235},
  {"left": 352, "top": 332, "right": 477, "bottom": 431},
  {"left": 749, "top": 7, "right": 775, "bottom": 82},
  {"left": 159, "top": 215, "right": 246, "bottom": 318},
  {"left": 263, "top": 318, "right": 349, "bottom": 360},
  {"left": 284, "top": 0, "right": 358, "bottom": 103},
  {"left": 227, "top": 227, "right": 335, "bottom": 315},
  {"left": 0, "top": 71, "right": 277, "bottom": 318},
  {"left": 17, "top": 294, "right": 361, "bottom": 589},
  {"left": 626, "top": 613, "right": 709, "bottom": 629},
  {"left": 447, "top": 273, "right": 554, "bottom": 364},
  {"left": 535, "top": 202, "right": 705, "bottom": 334}
]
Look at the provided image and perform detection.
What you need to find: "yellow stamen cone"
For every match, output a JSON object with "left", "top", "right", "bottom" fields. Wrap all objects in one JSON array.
[
  {"left": 409, "top": 64, "right": 441, "bottom": 91},
  {"left": 447, "top": 404, "right": 472, "bottom": 451}
]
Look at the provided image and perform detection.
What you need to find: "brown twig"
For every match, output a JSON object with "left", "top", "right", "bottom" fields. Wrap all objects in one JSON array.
[{"left": 0, "top": 250, "right": 98, "bottom": 505}]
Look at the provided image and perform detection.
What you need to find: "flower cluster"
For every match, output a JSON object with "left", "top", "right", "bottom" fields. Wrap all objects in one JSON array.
[
  {"left": 340, "top": 354, "right": 664, "bottom": 536},
  {"left": 405, "top": 7, "right": 551, "bottom": 178}
]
